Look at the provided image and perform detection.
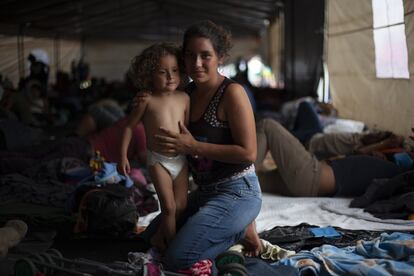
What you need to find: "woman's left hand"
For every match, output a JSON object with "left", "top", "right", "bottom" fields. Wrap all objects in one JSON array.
[{"left": 155, "top": 121, "right": 196, "bottom": 155}]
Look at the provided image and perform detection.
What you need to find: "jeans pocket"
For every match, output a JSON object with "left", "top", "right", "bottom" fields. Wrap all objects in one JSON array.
[
  {"left": 216, "top": 186, "right": 243, "bottom": 199},
  {"left": 241, "top": 175, "right": 262, "bottom": 197}
]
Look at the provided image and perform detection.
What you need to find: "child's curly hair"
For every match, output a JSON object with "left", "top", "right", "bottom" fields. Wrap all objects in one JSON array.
[{"left": 128, "top": 43, "right": 183, "bottom": 91}]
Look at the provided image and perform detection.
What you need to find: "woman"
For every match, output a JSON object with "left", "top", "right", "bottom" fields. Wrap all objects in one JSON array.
[{"left": 141, "top": 20, "right": 262, "bottom": 271}]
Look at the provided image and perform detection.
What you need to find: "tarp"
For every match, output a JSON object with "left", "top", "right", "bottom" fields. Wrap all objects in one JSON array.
[{"left": 326, "top": 0, "right": 414, "bottom": 137}]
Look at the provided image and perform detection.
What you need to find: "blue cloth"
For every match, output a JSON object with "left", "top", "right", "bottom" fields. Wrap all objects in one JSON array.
[
  {"left": 142, "top": 173, "right": 262, "bottom": 271},
  {"left": 275, "top": 232, "right": 414, "bottom": 276},
  {"left": 309, "top": 226, "right": 341, "bottom": 238},
  {"left": 394, "top": 152, "right": 413, "bottom": 169},
  {"left": 94, "top": 162, "right": 133, "bottom": 188}
]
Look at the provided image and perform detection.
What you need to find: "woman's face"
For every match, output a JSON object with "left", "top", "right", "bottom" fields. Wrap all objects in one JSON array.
[{"left": 183, "top": 37, "right": 223, "bottom": 84}]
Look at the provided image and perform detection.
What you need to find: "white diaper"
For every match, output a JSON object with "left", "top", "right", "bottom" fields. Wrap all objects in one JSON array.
[{"left": 147, "top": 151, "right": 186, "bottom": 180}]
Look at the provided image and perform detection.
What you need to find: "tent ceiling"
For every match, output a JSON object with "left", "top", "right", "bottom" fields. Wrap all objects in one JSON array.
[{"left": 0, "top": 0, "right": 284, "bottom": 41}]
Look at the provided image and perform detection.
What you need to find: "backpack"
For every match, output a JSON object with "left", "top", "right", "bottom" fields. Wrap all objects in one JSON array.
[{"left": 74, "top": 184, "right": 138, "bottom": 237}]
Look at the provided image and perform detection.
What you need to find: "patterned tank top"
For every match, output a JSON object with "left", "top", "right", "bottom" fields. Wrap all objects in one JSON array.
[{"left": 187, "top": 77, "right": 254, "bottom": 185}]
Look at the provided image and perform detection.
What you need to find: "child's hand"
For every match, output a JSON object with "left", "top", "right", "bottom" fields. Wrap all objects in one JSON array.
[{"left": 118, "top": 158, "right": 131, "bottom": 176}]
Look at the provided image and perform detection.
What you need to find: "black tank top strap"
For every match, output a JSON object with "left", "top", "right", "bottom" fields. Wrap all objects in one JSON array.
[{"left": 203, "top": 77, "right": 235, "bottom": 128}]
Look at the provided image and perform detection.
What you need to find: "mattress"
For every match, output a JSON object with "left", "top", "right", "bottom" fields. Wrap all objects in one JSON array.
[
  {"left": 138, "top": 193, "right": 414, "bottom": 233},
  {"left": 256, "top": 193, "right": 414, "bottom": 232}
]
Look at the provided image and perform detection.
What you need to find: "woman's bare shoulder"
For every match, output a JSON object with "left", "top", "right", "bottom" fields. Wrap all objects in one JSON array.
[{"left": 224, "top": 82, "right": 248, "bottom": 102}]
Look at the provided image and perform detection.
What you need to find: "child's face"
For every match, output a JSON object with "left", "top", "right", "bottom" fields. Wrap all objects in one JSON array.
[{"left": 152, "top": 54, "right": 180, "bottom": 93}]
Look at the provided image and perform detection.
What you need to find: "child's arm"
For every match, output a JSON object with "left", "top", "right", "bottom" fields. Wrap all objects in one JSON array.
[{"left": 119, "top": 100, "right": 148, "bottom": 175}]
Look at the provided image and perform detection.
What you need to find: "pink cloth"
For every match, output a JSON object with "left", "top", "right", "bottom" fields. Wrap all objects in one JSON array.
[
  {"left": 130, "top": 168, "right": 146, "bottom": 185},
  {"left": 88, "top": 117, "right": 146, "bottom": 165},
  {"left": 179, "top": 259, "right": 212, "bottom": 276}
]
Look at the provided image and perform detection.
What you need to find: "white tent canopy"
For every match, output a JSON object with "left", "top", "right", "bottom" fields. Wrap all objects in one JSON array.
[{"left": 326, "top": 0, "right": 414, "bottom": 137}]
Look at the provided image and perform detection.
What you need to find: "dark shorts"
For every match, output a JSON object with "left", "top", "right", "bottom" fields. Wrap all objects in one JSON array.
[{"left": 329, "top": 155, "right": 400, "bottom": 197}]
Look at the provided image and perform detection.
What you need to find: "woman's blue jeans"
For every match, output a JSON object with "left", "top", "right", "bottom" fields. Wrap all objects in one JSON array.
[{"left": 142, "top": 173, "right": 262, "bottom": 271}]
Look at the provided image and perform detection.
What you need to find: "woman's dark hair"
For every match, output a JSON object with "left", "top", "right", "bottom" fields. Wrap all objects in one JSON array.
[
  {"left": 183, "top": 20, "right": 233, "bottom": 58},
  {"left": 128, "top": 43, "right": 184, "bottom": 90}
]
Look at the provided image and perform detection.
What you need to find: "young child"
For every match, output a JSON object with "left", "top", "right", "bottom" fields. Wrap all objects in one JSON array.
[{"left": 119, "top": 43, "right": 190, "bottom": 251}]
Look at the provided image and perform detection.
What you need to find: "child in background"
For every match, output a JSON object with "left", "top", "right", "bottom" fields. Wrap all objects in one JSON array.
[{"left": 119, "top": 43, "right": 190, "bottom": 251}]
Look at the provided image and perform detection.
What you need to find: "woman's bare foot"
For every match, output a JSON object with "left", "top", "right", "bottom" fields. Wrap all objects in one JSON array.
[{"left": 240, "top": 221, "right": 263, "bottom": 257}]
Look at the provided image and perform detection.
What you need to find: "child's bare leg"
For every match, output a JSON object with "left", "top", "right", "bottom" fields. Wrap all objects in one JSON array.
[
  {"left": 148, "top": 164, "right": 176, "bottom": 252},
  {"left": 172, "top": 165, "right": 189, "bottom": 219}
]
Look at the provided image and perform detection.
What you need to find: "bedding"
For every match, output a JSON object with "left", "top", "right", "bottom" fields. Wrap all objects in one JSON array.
[
  {"left": 256, "top": 193, "right": 414, "bottom": 233},
  {"left": 138, "top": 192, "right": 414, "bottom": 233}
]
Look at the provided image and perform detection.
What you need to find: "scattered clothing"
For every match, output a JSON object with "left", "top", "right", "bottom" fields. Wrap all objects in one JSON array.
[
  {"left": 178, "top": 259, "right": 212, "bottom": 276},
  {"left": 350, "top": 170, "right": 414, "bottom": 219},
  {"left": 228, "top": 239, "right": 295, "bottom": 262},
  {"left": 260, "top": 239, "right": 296, "bottom": 261},
  {"left": 276, "top": 232, "right": 414, "bottom": 276},
  {"left": 259, "top": 223, "right": 386, "bottom": 252},
  {"left": 393, "top": 152, "right": 414, "bottom": 169},
  {"left": 0, "top": 172, "right": 75, "bottom": 209},
  {"left": 93, "top": 162, "right": 133, "bottom": 188}
]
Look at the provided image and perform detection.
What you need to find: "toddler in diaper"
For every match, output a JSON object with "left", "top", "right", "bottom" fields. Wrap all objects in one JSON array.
[{"left": 119, "top": 43, "right": 190, "bottom": 252}]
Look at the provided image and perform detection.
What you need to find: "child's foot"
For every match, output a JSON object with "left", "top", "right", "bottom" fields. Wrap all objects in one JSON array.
[{"left": 240, "top": 222, "right": 263, "bottom": 257}]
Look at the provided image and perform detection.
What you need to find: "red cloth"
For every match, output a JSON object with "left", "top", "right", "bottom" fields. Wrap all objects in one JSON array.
[
  {"left": 88, "top": 117, "right": 146, "bottom": 164},
  {"left": 178, "top": 259, "right": 212, "bottom": 276}
]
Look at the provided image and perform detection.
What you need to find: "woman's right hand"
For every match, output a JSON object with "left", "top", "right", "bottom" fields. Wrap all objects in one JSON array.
[{"left": 132, "top": 90, "right": 151, "bottom": 108}]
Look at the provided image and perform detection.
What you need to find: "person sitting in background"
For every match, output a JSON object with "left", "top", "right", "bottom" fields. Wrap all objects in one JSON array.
[
  {"left": 27, "top": 53, "right": 49, "bottom": 96},
  {"left": 274, "top": 99, "right": 403, "bottom": 160},
  {"left": 255, "top": 118, "right": 404, "bottom": 197},
  {"left": 5, "top": 80, "right": 52, "bottom": 126},
  {"left": 0, "top": 117, "right": 147, "bottom": 186},
  {"left": 75, "top": 98, "right": 125, "bottom": 137}
]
